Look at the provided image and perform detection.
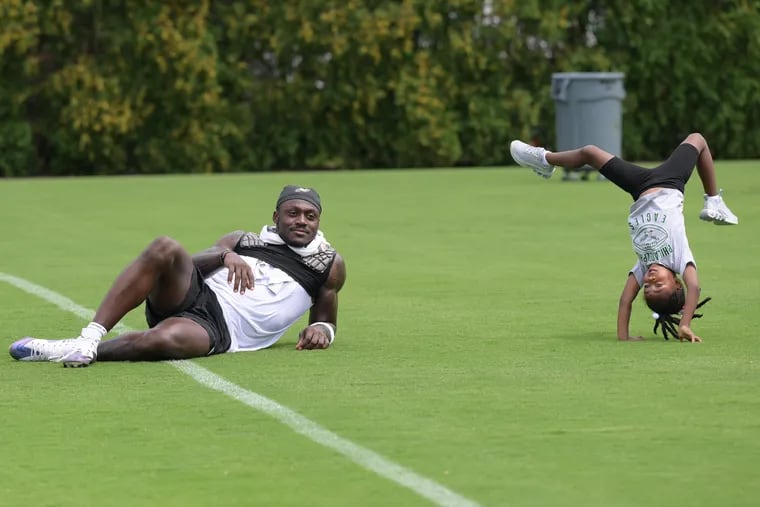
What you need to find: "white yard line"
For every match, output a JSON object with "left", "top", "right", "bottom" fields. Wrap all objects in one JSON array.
[{"left": 1, "top": 272, "right": 481, "bottom": 507}]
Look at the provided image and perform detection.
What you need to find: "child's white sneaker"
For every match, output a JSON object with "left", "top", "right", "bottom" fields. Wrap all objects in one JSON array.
[
  {"left": 509, "top": 140, "right": 555, "bottom": 179},
  {"left": 699, "top": 190, "right": 738, "bottom": 225}
]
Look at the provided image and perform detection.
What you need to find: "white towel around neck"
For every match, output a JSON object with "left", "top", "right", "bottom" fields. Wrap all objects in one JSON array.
[{"left": 258, "top": 225, "right": 327, "bottom": 257}]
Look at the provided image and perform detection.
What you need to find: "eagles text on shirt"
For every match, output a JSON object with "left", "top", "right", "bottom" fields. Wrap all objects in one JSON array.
[{"left": 626, "top": 188, "right": 695, "bottom": 285}]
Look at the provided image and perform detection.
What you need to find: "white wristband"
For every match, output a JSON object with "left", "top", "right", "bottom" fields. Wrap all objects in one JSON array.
[{"left": 309, "top": 322, "right": 335, "bottom": 345}]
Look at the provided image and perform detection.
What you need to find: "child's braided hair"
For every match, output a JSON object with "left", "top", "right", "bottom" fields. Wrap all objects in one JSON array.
[{"left": 651, "top": 297, "right": 712, "bottom": 340}]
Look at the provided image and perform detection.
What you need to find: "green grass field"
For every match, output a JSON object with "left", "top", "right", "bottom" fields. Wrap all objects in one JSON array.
[{"left": 1, "top": 162, "right": 758, "bottom": 507}]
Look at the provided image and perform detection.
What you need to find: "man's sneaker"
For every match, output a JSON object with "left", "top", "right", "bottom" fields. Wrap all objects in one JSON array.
[
  {"left": 9, "top": 336, "right": 98, "bottom": 367},
  {"left": 699, "top": 190, "right": 739, "bottom": 225},
  {"left": 10, "top": 337, "right": 78, "bottom": 362},
  {"left": 58, "top": 337, "right": 99, "bottom": 368},
  {"left": 509, "top": 140, "right": 556, "bottom": 179}
]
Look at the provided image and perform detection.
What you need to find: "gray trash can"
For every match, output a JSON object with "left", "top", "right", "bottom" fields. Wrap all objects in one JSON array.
[{"left": 551, "top": 72, "right": 625, "bottom": 180}]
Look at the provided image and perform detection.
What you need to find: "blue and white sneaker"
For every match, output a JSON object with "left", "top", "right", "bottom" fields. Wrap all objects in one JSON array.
[
  {"left": 510, "top": 140, "right": 556, "bottom": 179},
  {"left": 9, "top": 337, "right": 98, "bottom": 367}
]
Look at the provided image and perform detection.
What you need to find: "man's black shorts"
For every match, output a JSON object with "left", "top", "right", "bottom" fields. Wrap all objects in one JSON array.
[
  {"left": 599, "top": 143, "right": 699, "bottom": 201},
  {"left": 145, "top": 267, "right": 232, "bottom": 355}
]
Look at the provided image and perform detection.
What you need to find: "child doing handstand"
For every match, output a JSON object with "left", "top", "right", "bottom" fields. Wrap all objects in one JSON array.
[{"left": 510, "top": 133, "right": 738, "bottom": 342}]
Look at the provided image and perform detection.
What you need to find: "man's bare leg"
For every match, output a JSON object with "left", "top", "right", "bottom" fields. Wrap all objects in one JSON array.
[
  {"left": 9, "top": 236, "right": 199, "bottom": 366},
  {"left": 97, "top": 318, "right": 212, "bottom": 361},
  {"left": 92, "top": 236, "right": 195, "bottom": 330}
]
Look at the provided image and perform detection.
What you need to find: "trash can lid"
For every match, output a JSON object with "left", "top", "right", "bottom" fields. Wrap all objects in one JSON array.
[{"left": 552, "top": 72, "right": 625, "bottom": 80}]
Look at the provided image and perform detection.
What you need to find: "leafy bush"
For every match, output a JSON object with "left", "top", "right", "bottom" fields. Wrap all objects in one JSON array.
[{"left": 1, "top": 0, "right": 758, "bottom": 175}]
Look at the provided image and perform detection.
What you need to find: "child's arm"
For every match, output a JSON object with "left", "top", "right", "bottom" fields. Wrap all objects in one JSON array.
[
  {"left": 617, "top": 273, "right": 643, "bottom": 341},
  {"left": 677, "top": 264, "right": 703, "bottom": 343}
]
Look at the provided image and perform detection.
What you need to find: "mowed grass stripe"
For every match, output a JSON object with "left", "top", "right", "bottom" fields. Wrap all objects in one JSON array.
[{"left": 0, "top": 272, "right": 481, "bottom": 507}]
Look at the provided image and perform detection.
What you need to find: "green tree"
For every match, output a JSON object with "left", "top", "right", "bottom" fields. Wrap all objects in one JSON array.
[{"left": 1, "top": 0, "right": 759, "bottom": 175}]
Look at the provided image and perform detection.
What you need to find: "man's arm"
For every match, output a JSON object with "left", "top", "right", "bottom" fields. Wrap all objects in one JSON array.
[
  {"left": 296, "top": 253, "right": 347, "bottom": 350},
  {"left": 617, "top": 273, "right": 643, "bottom": 341},
  {"left": 192, "top": 230, "right": 254, "bottom": 294},
  {"left": 192, "top": 230, "right": 246, "bottom": 276},
  {"left": 677, "top": 264, "right": 702, "bottom": 343}
]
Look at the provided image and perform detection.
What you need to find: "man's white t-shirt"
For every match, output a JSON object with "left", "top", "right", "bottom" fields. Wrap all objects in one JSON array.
[
  {"left": 204, "top": 257, "right": 313, "bottom": 352},
  {"left": 627, "top": 188, "right": 696, "bottom": 285}
]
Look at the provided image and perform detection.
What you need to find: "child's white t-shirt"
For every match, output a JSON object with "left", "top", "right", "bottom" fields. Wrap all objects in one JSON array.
[{"left": 627, "top": 188, "right": 696, "bottom": 285}]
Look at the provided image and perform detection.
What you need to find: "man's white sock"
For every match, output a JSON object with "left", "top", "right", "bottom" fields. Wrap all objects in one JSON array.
[
  {"left": 80, "top": 322, "right": 107, "bottom": 341},
  {"left": 540, "top": 150, "right": 550, "bottom": 166}
]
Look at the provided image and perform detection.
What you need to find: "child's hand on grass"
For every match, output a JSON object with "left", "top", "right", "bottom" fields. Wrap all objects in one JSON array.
[{"left": 678, "top": 325, "right": 702, "bottom": 343}]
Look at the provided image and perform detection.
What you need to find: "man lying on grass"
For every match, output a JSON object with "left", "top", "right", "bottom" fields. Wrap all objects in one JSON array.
[{"left": 10, "top": 185, "right": 346, "bottom": 367}]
